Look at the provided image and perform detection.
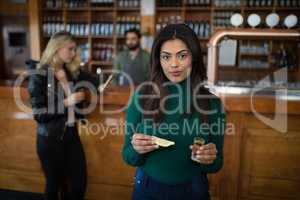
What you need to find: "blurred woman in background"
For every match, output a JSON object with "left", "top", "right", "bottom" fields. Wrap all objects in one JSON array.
[{"left": 28, "top": 31, "right": 100, "bottom": 200}]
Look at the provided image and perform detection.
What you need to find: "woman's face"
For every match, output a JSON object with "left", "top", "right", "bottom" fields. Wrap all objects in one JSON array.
[
  {"left": 57, "top": 41, "right": 77, "bottom": 64},
  {"left": 160, "top": 39, "right": 192, "bottom": 83}
]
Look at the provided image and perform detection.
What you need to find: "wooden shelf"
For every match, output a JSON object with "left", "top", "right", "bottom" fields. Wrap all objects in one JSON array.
[
  {"left": 65, "top": 7, "right": 89, "bottom": 11},
  {"left": 91, "top": 7, "right": 115, "bottom": 11},
  {"left": 198, "top": 37, "right": 209, "bottom": 41},
  {"left": 157, "top": 7, "right": 182, "bottom": 11},
  {"left": 219, "top": 66, "right": 273, "bottom": 71},
  {"left": 116, "top": 7, "right": 140, "bottom": 11},
  {"left": 240, "top": 54, "right": 269, "bottom": 58},
  {"left": 90, "top": 61, "right": 113, "bottom": 66},
  {"left": 43, "top": 8, "right": 63, "bottom": 11},
  {"left": 243, "top": 7, "right": 274, "bottom": 11},
  {"left": 213, "top": 7, "right": 242, "bottom": 11},
  {"left": 91, "top": 36, "right": 114, "bottom": 39},
  {"left": 219, "top": 66, "right": 300, "bottom": 72},
  {"left": 274, "top": 7, "right": 300, "bottom": 11},
  {"left": 72, "top": 36, "right": 89, "bottom": 39},
  {"left": 185, "top": 7, "right": 211, "bottom": 11}
]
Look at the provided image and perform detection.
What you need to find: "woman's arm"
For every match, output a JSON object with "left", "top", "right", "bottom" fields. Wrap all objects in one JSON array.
[
  {"left": 200, "top": 98, "right": 226, "bottom": 173},
  {"left": 122, "top": 92, "right": 146, "bottom": 166},
  {"left": 28, "top": 73, "right": 66, "bottom": 123}
]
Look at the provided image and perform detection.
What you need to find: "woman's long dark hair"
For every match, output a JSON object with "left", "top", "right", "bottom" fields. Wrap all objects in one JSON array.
[{"left": 140, "top": 24, "right": 210, "bottom": 123}]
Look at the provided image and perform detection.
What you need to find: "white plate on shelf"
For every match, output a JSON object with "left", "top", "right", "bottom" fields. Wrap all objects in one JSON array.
[
  {"left": 230, "top": 13, "right": 243, "bottom": 27},
  {"left": 266, "top": 13, "right": 279, "bottom": 28},
  {"left": 247, "top": 14, "right": 261, "bottom": 28},
  {"left": 284, "top": 14, "right": 298, "bottom": 28}
]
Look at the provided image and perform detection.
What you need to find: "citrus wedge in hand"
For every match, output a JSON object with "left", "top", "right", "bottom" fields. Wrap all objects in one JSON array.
[{"left": 152, "top": 136, "right": 175, "bottom": 147}]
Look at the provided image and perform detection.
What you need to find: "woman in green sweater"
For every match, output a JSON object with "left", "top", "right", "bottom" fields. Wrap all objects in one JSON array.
[{"left": 122, "top": 24, "right": 226, "bottom": 200}]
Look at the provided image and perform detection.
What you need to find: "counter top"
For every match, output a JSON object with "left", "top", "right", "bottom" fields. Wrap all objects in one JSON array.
[{"left": 1, "top": 85, "right": 300, "bottom": 115}]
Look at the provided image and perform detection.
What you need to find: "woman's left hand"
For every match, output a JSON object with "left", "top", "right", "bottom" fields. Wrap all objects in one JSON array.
[{"left": 190, "top": 143, "right": 218, "bottom": 165}]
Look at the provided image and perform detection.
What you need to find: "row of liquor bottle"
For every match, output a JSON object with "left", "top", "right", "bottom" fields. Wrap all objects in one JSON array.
[
  {"left": 157, "top": 0, "right": 210, "bottom": 7},
  {"left": 239, "top": 59, "right": 269, "bottom": 69},
  {"left": 79, "top": 43, "right": 125, "bottom": 63},
  {"left": 186, "top": 0, "right": 211, "bottom": 6},
  {"left": 43, "top": 16, "right": 64, "bottom": 36},
  {"left": 77, "top": 43, "right": 128, "bottom": 63},
  {"left": 157, "top": 0, "right": 182, "bottom": 7},
  {"left": 65, "top": 0, "right": 88, "bottom": 8},
  {"left": 186, "top": 21, "right": 211, "bottom": 39},
  {"left": 248, "top": 0, "right": 300, "bottom": 7},
  {"left": 240, "top": 42, "right": 269, "bottom": 55},
  {"left": 156, "top": 15, "right": 183, "bottom": 33},
  {"left": 213, "top": 11, "right": 234, "bottom": 28},
  {"left": 44, "top": 0, "right": 141, "bottom": 8},
  {"left": 43, "top": 17, "right": 90, "bottom": 36},
  {"left": 45, "top": 0, "right": 300, "bottom": 9},
  {"left": 214, "top": 0, "right": 241, "bottom": 7},
  {"left": 45, "top": 0, "right": 62, "bottom": 8},
  {"left": 91, "top": 0, "right": 140, "bottom": 7},
  {"left": 116, "top": 16, "right": 141, "bottom": 36},
  {"left": 214, "top": 0, "right": 300, "bottom": 7},
  {"left": 91, "top": 0, "right": 113, "bottom": 7},
  {"left": 42, "top": 16, "right": 140, "bottom": 37},
  {"left": 116, "top": 0, "right": 140, "bottom": 8},
  {"left": 157, "top": 0, "right": 300, "bottom": 7},
  {"left": 156, "top": 18, "right": 210, "bottom": 38},
  {"left": 92, "top": 16, "right": 140, "bottom": 36},
  {"left": 93, "top": 43, "right": 113, "bottom": 62},
  {"left": 45, "top": 0, "right": 89, "bottom": 8}
]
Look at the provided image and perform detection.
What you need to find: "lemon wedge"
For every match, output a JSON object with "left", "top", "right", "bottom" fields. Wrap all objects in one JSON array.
[{"left": 153, "top": 136, "right": 175, "bottom": 147}]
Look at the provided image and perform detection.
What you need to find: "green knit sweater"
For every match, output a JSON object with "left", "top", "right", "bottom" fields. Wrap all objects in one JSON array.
[{"left": 122, "top": 79, "right": 226, "bottom": 184}]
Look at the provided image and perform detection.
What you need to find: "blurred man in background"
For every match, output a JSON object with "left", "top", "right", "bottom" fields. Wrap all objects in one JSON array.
[{"left": 113, "top": 28, "right": 150, "bottom": 86}]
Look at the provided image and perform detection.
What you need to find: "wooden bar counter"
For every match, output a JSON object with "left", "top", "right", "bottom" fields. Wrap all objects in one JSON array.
[{"left": 0, "top": 84, "right": 299, "bottom": 200}]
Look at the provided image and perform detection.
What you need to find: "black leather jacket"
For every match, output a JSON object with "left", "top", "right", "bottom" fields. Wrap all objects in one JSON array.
[{"left": 27, "top": 60, "right": 100, "bottom": 137}]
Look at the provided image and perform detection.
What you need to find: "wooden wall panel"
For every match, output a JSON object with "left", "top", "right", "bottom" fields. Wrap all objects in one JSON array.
[
  {"left": 28, "top": 0, "right": 41, "bottom": 60},
  {"left": 239, "top": 115, "right": 300, "bottom": 200},
  {"left": 0, "top": 1, "right": 27, "bottom": 16}
]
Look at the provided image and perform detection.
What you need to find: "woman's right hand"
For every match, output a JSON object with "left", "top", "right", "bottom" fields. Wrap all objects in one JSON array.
[
  {"left": 63, "top": 91, "right": 85, "bottom": 107},
  {"left": 131, "top": 133, "right": 159, "bottom": 154}
]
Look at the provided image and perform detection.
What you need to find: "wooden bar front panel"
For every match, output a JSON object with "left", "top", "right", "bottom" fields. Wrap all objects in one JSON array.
[{"left": 0, "top": 86, "right": 299, "bottom": 200}]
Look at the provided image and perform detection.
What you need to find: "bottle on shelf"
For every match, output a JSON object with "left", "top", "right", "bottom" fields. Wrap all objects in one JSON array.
[
  {"left": 91, "top": 16, "right": 114, "bottom": 37},
  {"left": 214, "top": 0, "right": 241, "bottom": 8},
  {"left": 157, "top": 0, "right": 182, "bottom": 7},
  {"left": 186, "top": 20, "right": 211, "bottom": 39},
  {"left": 117, "top": 0, "right": 140, "bottom": 8},
  {"left": 64, "top": 0, "right": 88, "bottom": 8},
  {"left": 93, "top": 43, "right": 113, "bottom": 62},
  {"left": 79, "top": 43, "right": 90, "bottom": 63},
  {"left": 247, "top": 0, "right": 273, "bottom": 7},
  {"left": 239, "top": 59, "right": 269, "bottom": 69},
  {"left": 43, "top": 16, "right": 65, "bottom": 36},
  {"left": 240, "top": 41, "right": 269, "bottom": 55},
  {"left": 186, "top": 0, "right": 211, "bottom": 7},
  {"left": 90, "top": 0, "right": 114, "bottom": 7},
  {"left": 156, "top": 15, "right": 183, "bottom": 33},
  {"left": 116, "top": 15, "right": 140, "bottom": 36},
  {"left": 213, "top": 11, "right": 234, "bottom": 29},
  {"left": 277, "top": 0, "right": 300, "bottom": 7},
  {"left": 66, "top": 17, "right": 89, "bottom": 36},
  {"left": 45, "top": 0, "right": 63, "bottom": 8}
]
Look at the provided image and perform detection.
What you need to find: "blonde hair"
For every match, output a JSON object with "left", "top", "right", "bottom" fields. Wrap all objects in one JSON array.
[{"left": 38, "top": 31, "right": 81, "bottom": 78}]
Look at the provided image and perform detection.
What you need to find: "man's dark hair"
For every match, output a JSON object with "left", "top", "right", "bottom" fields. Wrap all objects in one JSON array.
[{"left": 125, "top": 28, "right": 141, "bottom": 38}]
